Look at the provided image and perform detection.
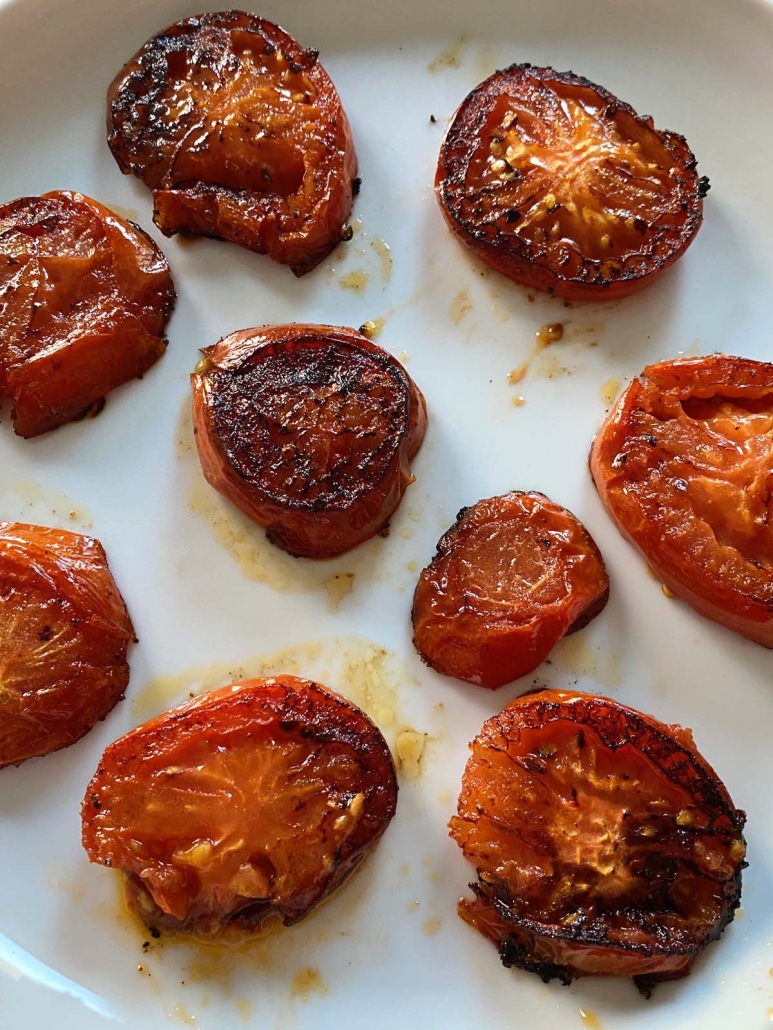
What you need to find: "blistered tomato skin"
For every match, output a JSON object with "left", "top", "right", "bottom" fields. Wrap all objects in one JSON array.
[
  {"left": 191, "top": 324, "right": 427, "bottom": 559},
  {"left": 0, "top": 523, "right": 134, "bottom": 770},
  {"left": 436, "top": 64, "right": 707, "bottom": 301},
  {"left": 107, "top": 11, "right": 357, "bottom": 275},
  {"left": 591, "top": 355, "right": 773, "bottom": 646},
  {"left": 412, "top": 492, "right": 608, "bottom": 688},
  {"left": 450, "top": 689, "right": 746, "bottom": 992},
  {"left": 82, "top": 676, "right": 398, "bottom": 936},
  {"left": 0, "top": 191, "right": 174, "bottom": 437}
]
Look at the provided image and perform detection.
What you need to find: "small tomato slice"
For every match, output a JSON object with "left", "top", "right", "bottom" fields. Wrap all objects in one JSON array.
[
  {"left": 412, "top": 492, "right": 608, "bottom": 688},
  {"left": 436, "top": 64, "right": 707, "bottom": 301},
  {"left": 0, "top": 190, "right": 174, "bottom": 437},
  {"left": 450, "top": 689, "right": 746, "bottom": 992},
  {"left": 191, "top": 324, "right": 427, "bottom": 559},
  {"left": 107, "top": 12, "right": 357, "bottom": 275},
  {"left": 591, "top": 354, "right": 773, "bottom": 646},
  {"left": 0, "top": 523, "right": 134, "bottom": 770},
  {"left": 82, "top": 676, "right": 398, "bottom": 937}
]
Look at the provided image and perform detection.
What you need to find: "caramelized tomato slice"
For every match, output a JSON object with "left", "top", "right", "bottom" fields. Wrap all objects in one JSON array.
[
  {"left": 591, "top": 355, "right": 773, "bottom": 646},
  {"left": 412, "top": 492, "right": 608, "bottom": 688},
  {"left": 450, "top": 689, "right": 746, "bottom": 991},
  {"left": 436, "top": 64, "right": 707, "bottom": 301},
  {"left": 0, "top": 523, "right": 134, "bottom": 770},
  {"left": 82, "top": 676, "right": 398, "bottom": 936},
  {"left": 107, "top": 12, "right": 357, "bottom": 275},
  {"left": 0, "top": 190, "right": 173, "bottom": 438},
  {"left": 191, "top": 324, "right": 427, "bottom": 559}
]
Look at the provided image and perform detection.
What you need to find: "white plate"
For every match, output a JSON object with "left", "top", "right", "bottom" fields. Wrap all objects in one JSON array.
[{"left": 2, "top": 0, "right": 773, "bottom": 1027}]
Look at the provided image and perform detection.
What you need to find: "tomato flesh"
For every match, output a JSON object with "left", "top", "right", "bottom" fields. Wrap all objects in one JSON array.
[
  {"left": 82, "top": 676, "right": 397, "bottom": 936},
  {"left": 591, "top": 355, "right": 773, "bottom": 645},
  {"left": 450, "top": 690, "right": 746, "bottom": 989},
  {"left": 107, "top": 12, "right": 357, "bottom": 275},
  {"left": 0, "top": 191, "right": 173, "bottom": 437},
  {"left": 191, "top": 324, "right": 427, "bottom": 559},
  {"left": 412, "top": 492, "right": 608, "bottom": 688},
  {"left": 0, "top": 523, "right": 134, "bottom": 769},
  {"left": 437, "top": 65, "right": 706, "bottom": 300}
]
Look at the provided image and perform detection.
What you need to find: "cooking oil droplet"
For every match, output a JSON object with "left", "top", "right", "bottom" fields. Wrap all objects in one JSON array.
[
  {"left": 579, "top": 1009, "right": 605, "bottom": 1030},
  {"left": 600, "top": 377, "right": 620, "bottom": 405},
  {"left": 536, "top": 322, "right": 564, "bottom": 347}
]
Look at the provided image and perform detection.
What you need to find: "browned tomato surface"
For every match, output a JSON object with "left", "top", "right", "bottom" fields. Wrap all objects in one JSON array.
[
  {"left": 107, "top": 11, "right": 357, "bottom": 275},
  {"left": 0, "top": 523, "right": 134, "bottom": 770},
  {"left": 82, "top": 675, "right": 397, "bottom": 936},
  {"left": 591, "top": 355, "right": 773, "bottom": 646},
  {"left": 412, "top": 492, "right": 608, "bottom": 688},
  {"left": 436, "top": 64, "right": 708, "bottom": 300},
  {"left": 191, "top": 323, "right": 427, "bottom": 559},
  {"left": 0, "top": 190, "right": 173, "bottom": 437},
  {"left": 450, "top": 689, "right": 746, "bottom": 991}
]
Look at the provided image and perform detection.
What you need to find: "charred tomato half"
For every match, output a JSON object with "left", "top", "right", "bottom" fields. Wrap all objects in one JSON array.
[{"left": 436, "top": 64, "right": 707, "bottom": 300}]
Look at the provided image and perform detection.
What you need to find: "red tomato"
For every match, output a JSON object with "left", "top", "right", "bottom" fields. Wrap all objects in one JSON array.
[
  {"left": 82, "top": 676, "right": 398, "bottom": 937},
  {"left": 0, "top": 191, "right": 174, "bottom": 437},
  {"left": 0, "top": 523, "right": 134, "bottom": 769},
  {"left": 191, "top": 324, "right": 427, "bottom": 559},
  {"left": 450, "top": 689, "right": 746, "bottom": 992},
  {"left": 436, "top": 64, "right": 707, "bottom": 301},
  {"left": 591, "top": 354, "right": 773, "bottom": 646},
  {"left": 412, "top": 492, "right": 608, "bottom": 688},
  {"left": 107, "top": 12, "right": 358, "bottom": 275}
]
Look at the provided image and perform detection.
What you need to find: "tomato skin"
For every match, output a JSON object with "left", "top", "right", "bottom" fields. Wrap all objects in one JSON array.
[
  {"left": 412, "top": 493, "right": 608, "bottom": 688},
  {"left": 0, "top": 190, "right": 173, "bottom": 437},
  {"left": 591, "top": 355, "right": 773, "bottom": 646},
  {"left": 436, "top": 64, "right": 706, "bottom": 301},
  {"left": 191, "top": 324, "right": 427, "bottom": 559},
  {"left": 107, "top": 12, "right": 357, "bottom": 275},
  {"left": 0, "top": 523, "right": 134, "bottom": 770},
  {"left": 450, "top": 689, "right": 746, "bottom": 990},
  {"left": 82, "top": 676, "right": 397, "bottom": 936}
]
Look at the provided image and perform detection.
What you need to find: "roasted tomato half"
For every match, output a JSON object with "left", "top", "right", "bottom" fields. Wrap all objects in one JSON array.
[
  {"left": 450, "top": 689, "right": 746, "bottom": 992},
  {"left": 0, "top": 523, "right": 134, "bottom": 770},
  {"left": 412, "top": 492, "right": 608, "bottom": 688},
  {"left": 82, "top": 675, "right": 398, "bottom": 936},
  {"left": 191, "top": 324, "right": 427, "bottom": 559},
  {"left": 591, "top": 355, "right": 773, "bottom": 646},
  {"left": 0, "top": 190, "right": 173, "bottom": 438},
  {"left": 107, "top": 11, "right": 357, "bottom": 275},
  {"left": 436, "top": 64, "right": 708, "bottom": 301}
]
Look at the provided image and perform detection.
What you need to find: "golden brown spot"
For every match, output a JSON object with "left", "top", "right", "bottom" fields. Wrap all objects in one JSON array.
[
  {"left": 290, "top": 966, "right": 327, "bottom": 1001},
  {"left": 324, "top": 573, "right": 355, "bottom": 611},
  {"left": 396, "top": 730, "right": 426, "bottom": 779},
  {"left": 359, "top": 318, "right": 385, "bottom": 340},
  {"left": 450, "top": 288, "right": 472, "bottom": 324},
  {"left": 536, "top": 322, "right": 565, "bottom": 347}
]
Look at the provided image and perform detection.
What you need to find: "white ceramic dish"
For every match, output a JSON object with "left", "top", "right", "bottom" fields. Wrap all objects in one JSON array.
[{"left": 2, "top": 0, "right": 773, "bottom": 1026}]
